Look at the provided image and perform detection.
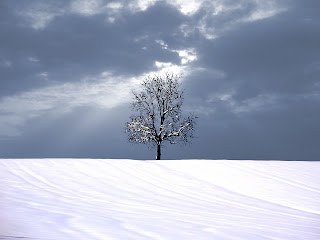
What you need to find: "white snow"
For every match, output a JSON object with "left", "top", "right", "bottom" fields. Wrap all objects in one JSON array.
[{"left": 0, "top": 159, "right": 319, "bottom": 240}]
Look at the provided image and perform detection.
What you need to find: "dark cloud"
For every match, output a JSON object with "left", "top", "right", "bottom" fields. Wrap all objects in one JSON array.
[
  {"left": 0, "top": 1, "right": 186, "bottom": 96},
  {"left": 1, "top": 0, "right": 320, "bottom": 160},
  {"left": 195, "top": 11, "right": 320, "bottom": 98},
  {"left": 182, "top": 1, "right": 320, "bottom": 160}
]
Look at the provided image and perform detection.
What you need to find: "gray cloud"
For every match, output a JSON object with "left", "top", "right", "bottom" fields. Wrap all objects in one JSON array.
[
  {"left": 1, "top": 1, "right": 189, "bottom": 96},
  {"left": 1, "top": 0, "right": 320, "bottom": 160}
]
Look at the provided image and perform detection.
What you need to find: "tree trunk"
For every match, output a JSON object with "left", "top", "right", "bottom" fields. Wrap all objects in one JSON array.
[{"left": 156, "top": 144, "right": 161, "bottom": 160}]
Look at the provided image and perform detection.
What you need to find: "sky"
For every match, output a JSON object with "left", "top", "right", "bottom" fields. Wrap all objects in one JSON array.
[{"left": 0, "top": 0, "right": 319, "bottom": 160}]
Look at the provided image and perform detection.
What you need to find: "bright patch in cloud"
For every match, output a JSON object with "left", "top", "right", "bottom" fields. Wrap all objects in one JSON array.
[
  {"left": 28, "top": 57, "right": 39, "bottom": 63},
  {"left": 154, "top": 61, "right": 173, "bottom": 68},
  {"left": 167, "top": 0, "right": 202, "bottom": 15},
  {"left": 106, "top": 2, "right": 123, "bottom": 10},
  {"left": 128, "top": 0, "right": 159, "bottom": 12},
  {"left": 152, "top": 62, "right": 193, "bottom": 80},
  {"left": 175, "top": 49, "right": 197, "bottom": 64},
  {"left": 155, "top": 39, "right": 169, "bottom": 49},
  {"left": 156, "top": 40, "right": 198, "bottom": 65},
  {"left": 0, "top": 60, "right": 12, "bottom": 68},
  {"left": 16, "top": 2, "right": 64, "bottom": 30},
  {"left": 37, "top": 72, "right": 49, "bottom": 81},
  {"left": 191, "top": 0, "right": 287, "bottom": 40},
  {"left": 71, "top": 0, "right": 104, "bottom": 16},
  {"left": 240, "top": 1, "right": 286, "bottom": 22},
  {"left": 207, "top": 92, "right": 279, "bottom": 115}
]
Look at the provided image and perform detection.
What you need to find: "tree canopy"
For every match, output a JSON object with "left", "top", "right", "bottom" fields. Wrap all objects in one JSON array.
[{"left": 126, "top": 72, "right": 196, "bottom": 160}]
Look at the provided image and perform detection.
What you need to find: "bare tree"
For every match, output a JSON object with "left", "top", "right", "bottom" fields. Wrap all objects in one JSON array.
[{"left": 125, "top": 72, "right": 196, "bottom": 160}]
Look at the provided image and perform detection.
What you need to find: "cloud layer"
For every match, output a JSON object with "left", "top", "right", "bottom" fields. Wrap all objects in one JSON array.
[{"left": 1, "top": 0, "right": 320, "bottom": 159}]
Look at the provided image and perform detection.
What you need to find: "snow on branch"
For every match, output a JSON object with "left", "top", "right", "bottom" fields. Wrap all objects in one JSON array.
[{"left": 125, "top": 72, "right": 197, "bottom": 159}]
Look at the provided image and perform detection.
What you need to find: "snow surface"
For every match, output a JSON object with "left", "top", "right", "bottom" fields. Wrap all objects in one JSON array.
[{"left": 0, "top": 159, "right": 320, "bottom": 240}]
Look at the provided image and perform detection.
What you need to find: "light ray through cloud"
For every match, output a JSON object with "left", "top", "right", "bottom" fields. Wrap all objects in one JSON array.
[
  {"left": 0, "top": 58, "right": 192, "bottom": 138},
  {"left": 0, "top": 73, "right": 136, "bottom": 137}
]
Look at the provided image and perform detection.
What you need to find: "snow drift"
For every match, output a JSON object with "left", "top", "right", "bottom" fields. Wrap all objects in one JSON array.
[{"left": 0, "top": 159, "right": 319, "bottom": 240}]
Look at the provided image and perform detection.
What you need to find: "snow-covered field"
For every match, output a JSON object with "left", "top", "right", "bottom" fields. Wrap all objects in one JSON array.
[{"left": 0, "top": 159, "right": 319, "bottom": 240}]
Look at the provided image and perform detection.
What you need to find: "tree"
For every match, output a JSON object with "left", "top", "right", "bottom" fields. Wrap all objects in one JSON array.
[{"left": 125, "top": 72, "right": 196, "bottom": 160}]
